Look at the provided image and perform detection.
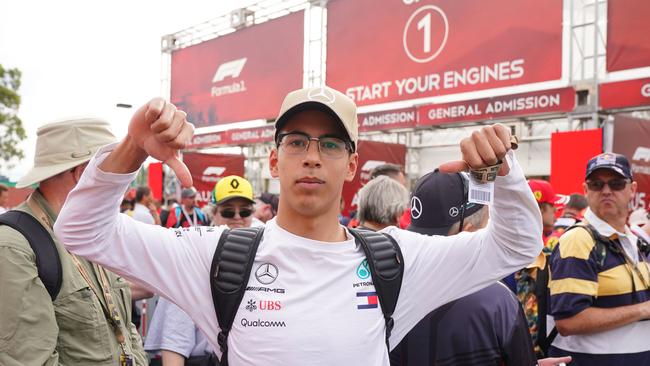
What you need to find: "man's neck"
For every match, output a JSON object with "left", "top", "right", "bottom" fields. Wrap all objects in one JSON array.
[
  {"left": 276, "top": 205, "right": 346, "bottom": 242},
  {"left": 183, "top": 204, "right": 194, "bottom": 212},
  {"left": 360, "top": 221, "right": 387, "bottom": 231},
  {"left": 37, "top": 186, "right": 68, "bottom": 216}
]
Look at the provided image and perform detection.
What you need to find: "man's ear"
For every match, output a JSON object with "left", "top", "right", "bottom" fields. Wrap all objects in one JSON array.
[
  {"left": 345, "top": 152, "right": 359, "bottom": 182},
  {"left": 270, "top": 148, "right": 279, "bottom": 178}
]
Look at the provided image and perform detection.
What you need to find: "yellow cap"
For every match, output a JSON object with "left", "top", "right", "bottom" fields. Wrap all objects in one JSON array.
[{"left": 212, "top": 175, "right": 255, "bottom": 205}]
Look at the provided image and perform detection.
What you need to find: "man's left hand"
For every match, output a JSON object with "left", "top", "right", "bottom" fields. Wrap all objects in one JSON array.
[{"left": 439, "top": 123, "right": 512, "bottom": 176}]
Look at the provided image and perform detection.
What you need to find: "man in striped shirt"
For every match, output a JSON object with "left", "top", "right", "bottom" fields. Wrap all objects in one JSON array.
[{"left": 548, "top": 153, "right": 650, "bottom": 365}]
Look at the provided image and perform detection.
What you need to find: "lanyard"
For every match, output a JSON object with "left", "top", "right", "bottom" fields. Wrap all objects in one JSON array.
[
  {"left": 181, "top": 206, "right": 198, "bottom": 227},
  {"left": 27, "top": 194, "right": 133, "bottom": 365},
  {"left": 609, "top": 236, "right": 650, "bottom": 300}
]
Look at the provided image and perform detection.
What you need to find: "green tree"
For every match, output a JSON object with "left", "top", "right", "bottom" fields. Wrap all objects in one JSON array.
[{"left": 0, "top": 64, "right": 26, "bottom": 170}]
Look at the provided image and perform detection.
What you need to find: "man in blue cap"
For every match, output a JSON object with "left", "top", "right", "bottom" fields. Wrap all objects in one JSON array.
[{"left": 548, "top": 153, "right": 650, "bottom": 365}]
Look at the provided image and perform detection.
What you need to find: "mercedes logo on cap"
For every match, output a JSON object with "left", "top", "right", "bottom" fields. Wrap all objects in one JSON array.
[
  {"left": 307, "top": 87, "right": 336, "bottom": 105},
  {"left": 410, "top": 196, "right": 423, "bottom": 219},
  {"left": 449, "top": 206, "right": 459, "bottom": 217},
  {"left": 255, "top": 263, "right": 279, "bottom": 285}
]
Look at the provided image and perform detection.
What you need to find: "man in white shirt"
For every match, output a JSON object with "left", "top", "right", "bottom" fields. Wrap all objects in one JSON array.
[
  {"left": 55, "top": 86, "right": 542, "bottom": 366},
  {"left": 132, "top": 186, "right": 160, "bottom": 225}
]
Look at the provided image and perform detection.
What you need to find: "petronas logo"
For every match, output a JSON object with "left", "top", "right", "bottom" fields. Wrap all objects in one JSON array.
[{"left": 356, "top": 259, "right": 370, "bottom": 280}]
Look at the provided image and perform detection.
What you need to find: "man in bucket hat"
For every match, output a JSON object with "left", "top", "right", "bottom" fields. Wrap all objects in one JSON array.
[
  {"left": 55, "top": 86, "right": 542, "bottom": 365},
  {"left": 0, "top": 117, "right": 147, "bottom": 365}
]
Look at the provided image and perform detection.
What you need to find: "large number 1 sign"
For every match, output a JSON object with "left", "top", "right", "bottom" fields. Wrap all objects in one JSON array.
[{"left": 326, "top": 0, "right": 563, "bottom": 106}]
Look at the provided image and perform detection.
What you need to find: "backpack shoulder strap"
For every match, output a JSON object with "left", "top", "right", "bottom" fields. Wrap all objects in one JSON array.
[
  {"left": 210, "top": 226, "right": 265, "bottom": 366},
  {"left": 0, "top": 210, "right": 62, "bottom": 300},
  {"left": 565, "top": 223, "right": 609, "bottom": 268},
  {"left": 349, "top": 228, "right": 404, "bottom": 350}
]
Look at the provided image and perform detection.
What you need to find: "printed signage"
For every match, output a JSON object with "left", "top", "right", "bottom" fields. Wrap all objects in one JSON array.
[
  {"left": 600, "top": 78, "right": 650, "bottom": 110},
  {"left": 327, "top": 0, "right": 563, "bottom": 106},
  {"left": 418, "top": 88, "right": 575, "bottom": 126},
  {"left": 171, "top": 12, "right": 304, "bottom": 126}
]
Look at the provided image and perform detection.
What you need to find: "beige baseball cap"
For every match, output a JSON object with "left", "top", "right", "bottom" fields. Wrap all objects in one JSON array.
[
  {"left": 274, "top": 86, "right": 359, "bottom": 151},
  {"left": 16, "top": 117, "right": 117, "bottom": 188}
]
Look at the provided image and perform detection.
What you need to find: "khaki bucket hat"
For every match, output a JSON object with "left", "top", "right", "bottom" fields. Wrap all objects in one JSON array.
[{"left": 16, "top": 117, "right": 117, "bottom": 188}]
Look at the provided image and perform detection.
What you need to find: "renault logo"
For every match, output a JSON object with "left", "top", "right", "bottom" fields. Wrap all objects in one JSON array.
[
  {"left": 255, "top": 263, "right": 279, "bottom": 285},
  {"left": 307, "top": 87, "right": 336, "bottom": 104},
  {"left": 410, "top": 196, "right": 423, "bottom": 219},
  {"left": 230, "top": 178, "right": 240, "bottom": 189}
]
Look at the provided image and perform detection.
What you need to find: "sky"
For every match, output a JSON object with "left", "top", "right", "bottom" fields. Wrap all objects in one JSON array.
[{"left": 0, "top": 0, "right": 253, "bottom": 180}]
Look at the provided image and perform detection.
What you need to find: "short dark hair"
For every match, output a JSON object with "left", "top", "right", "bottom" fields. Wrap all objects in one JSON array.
[
  {"left": 566, "top": 193, "right": 588, "bottom": 211},
  {"left": 0, "top": 183, "right": 7, "bottom": 193},
  {"left": 135, "top": 186, "right": 151, "bottom": 203},
  {"left": 370, "top": 163, "right": 403, "bottom": 180}
]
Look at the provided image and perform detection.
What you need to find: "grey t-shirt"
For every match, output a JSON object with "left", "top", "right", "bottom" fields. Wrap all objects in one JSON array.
[{"left": 144, "top": 298, "right": 213, "bottom": 358}]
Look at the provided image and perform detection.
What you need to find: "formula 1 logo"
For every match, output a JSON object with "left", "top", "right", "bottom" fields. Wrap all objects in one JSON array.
[
  {"left": 202, "top": 166, "right": 226, "bottom": 176},
  {"left": 633, "top": 147, "right": 650, "bottom": 163},
  {"left": 212, "top": 58, "right": 247, "bottom": 83},
  {"left": 403, "top": 5, "right": 449, "bottom": 63}
]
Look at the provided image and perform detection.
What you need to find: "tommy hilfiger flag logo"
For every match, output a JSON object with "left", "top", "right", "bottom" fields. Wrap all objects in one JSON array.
[{"left": 356, "top": 291, "right": 378, "bottom": 309}]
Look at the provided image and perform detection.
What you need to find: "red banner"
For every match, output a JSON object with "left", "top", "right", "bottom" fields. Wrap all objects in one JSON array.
[
  {"left": 600, "top": 78, "right": 650, "bottom": 110},
  {"left": 358, "top": 108, "right": 417, "bottom": 132},
  {"left": 607, "top": 0, "right": 650, "bottom": 72},
  {"left": 183, "top": 152, "right": 246, "bottom": 206},
  {"left": 341, "top": 140, "right": 407, "bottom": 215},
  {"left": 327, "top": 0, "right": 563, "bottom": 106},
  {"left": 227, "top": 125, "right": 275, "bottom": 145},
  {"left": 187, "top": 125, "right": 275, "bottom": 149},
  {"left": 418, "top": 87, "right": 575, "bottom": 126},
  {"left": 171, "top": 12, "right": 304, "bottom": 127},
  {"left": 550, "top": 129, "right": 602, "bottom": 195},
  {"left": 147, "top": 162, "right": 163, "bottom": 201},
  {"left": 612, "top": 115, "right": 650, "bottom": 211}
]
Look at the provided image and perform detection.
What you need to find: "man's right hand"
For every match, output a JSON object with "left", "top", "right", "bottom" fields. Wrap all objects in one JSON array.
[
  {"left": 99, "top": 98, "right": 194, "bottom": 186},
  {"left": 128, "top": 98, "right": 194, "bottom": 187}
]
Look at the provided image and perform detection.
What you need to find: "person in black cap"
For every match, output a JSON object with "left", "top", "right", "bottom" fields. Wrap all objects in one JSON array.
[
  {"left": 393, "top": 170, "right": 544, "bottom": 366},
  {"left": 253, "top": 192, "right": 279, "bottom": 224},
  {"left": 547, "top": 152, "right": 650, "bottom": 365}
]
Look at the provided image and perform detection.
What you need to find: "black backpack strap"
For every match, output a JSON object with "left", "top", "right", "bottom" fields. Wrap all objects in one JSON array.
[
  {"left": 0, "top": 210, "right": 62, "bottom": 300},
  {"left": 349, "top": 228, "right": 404, "bottom": 351},
  {"left": 210, "top": 226, "right": 264, "bottom": 366},
  {"left": 535, "top": 260, "right": 551, "bottom": 356}
]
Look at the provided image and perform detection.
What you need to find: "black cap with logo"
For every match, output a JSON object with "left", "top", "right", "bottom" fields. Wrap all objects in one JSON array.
[
  {"left": 407, "top": 170, "right": 485, "bottom": 236},
  {"left": 585, "top": 153, "right": 633, "bottom": 180}
]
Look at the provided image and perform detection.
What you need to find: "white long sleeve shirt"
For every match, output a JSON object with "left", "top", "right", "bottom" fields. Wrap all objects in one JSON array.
[{"left": 54, "top": 144, "right": 542, "bottom": 366}]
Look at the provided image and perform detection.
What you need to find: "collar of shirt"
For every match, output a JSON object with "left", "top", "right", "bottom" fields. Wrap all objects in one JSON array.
[
  {"left": 584, "top": 208, "right": 639, "bottom": 263},
  {"left": 32, "top": 189, "right": 58, "bottom": 223}
]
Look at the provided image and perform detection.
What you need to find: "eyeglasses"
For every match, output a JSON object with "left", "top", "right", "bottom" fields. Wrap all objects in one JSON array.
[
  {"left": 277, "top": 132, "right": 351, "bottom": 159},
  {"left": 586, "top": 178, "right": 630, "bottom": 192},
  {"left": 219, "top": 208, "right": 253, "bottom": 219}
]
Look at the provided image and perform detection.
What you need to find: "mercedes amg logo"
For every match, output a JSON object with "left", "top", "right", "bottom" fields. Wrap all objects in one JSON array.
[
  {"left": 410, "top": 196, "right": 423, "bottom": 219},
  {"left": 449, "top": 206, "right": 459, "bottom": 217},
  {"left": 255, "top": 263, "right": 279, "bottom": 285},
  {"left": 307, "top": 87, "right": 336, "bottom": 104}
]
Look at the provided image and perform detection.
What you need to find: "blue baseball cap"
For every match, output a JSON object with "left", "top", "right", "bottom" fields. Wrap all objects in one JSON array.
[{"left": 585, "top": 153, "right": 633, "bottom": 180}]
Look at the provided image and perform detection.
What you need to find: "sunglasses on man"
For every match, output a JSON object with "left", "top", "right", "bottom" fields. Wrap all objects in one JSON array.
[
  {"left": 586, "top": 178, "right": 630, "bottom": 192},
  {"left": 219, "top": 208, "right": 253, "bottom": 219}
]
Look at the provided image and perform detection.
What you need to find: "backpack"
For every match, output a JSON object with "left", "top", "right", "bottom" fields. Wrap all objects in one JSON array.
[
  {"left": 210, "top": 227, "right": 404, "bottom": 366},
  {"left": 0, "top": 210, "right": 62, "bottom": 300},
  {"left": 538, "top": 222, "right": 650, "bottom": 354}
]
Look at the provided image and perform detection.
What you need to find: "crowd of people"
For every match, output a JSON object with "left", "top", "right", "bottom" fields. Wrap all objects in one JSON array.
[{"left": 0, "top": 85, "right": 648, "bottom": 366}]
